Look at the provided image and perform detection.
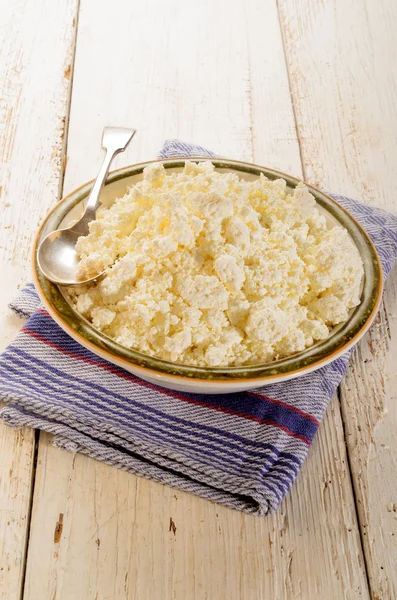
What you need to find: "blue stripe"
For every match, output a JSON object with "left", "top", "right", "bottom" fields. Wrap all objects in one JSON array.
[
  {"left": 0, "top": 352, "right": 298, "bottom": 488},
  {"left": 24, "top": 312, "right": 318, "bottom": 441},
  {"left": 3, "top": 398, "right": 289, "bottom": 504},
  {"left": 4, "top": 344, "right": 304, "bottom": 465},
  {"left": 3, "top": 393, "right": 293, "bottom": 501},
  {"left": 0, "top": 357, "right": 299, "bottom": 488},
  {"left": 20, "top": 287, "right": 39, "bottom": 299}
]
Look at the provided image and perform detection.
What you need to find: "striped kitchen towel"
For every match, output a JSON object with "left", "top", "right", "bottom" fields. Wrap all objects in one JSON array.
[{"left": 1, "top": 140, "right": 397, "bottom": 516}]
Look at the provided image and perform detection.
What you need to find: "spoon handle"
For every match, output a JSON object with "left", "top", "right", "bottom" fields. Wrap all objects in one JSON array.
[{"left": 81, "top": 127, "right": 136, "bottom": 227}]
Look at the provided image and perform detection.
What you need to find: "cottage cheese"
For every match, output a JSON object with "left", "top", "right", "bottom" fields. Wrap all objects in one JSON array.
[{"left": 70, "top": 161, "right": 364, "bottom": 367}]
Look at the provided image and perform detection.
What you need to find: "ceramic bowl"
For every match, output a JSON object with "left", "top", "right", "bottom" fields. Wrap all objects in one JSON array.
[{"left": 32, "top": 158, "right": 382, "bottom": 394}]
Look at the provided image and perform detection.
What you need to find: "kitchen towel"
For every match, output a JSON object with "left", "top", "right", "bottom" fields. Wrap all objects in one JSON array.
[{"left": 1, "top": 140, "right": 397, "bottom": 516}]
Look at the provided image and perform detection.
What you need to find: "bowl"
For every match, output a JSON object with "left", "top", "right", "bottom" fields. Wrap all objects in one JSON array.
[{"left": 32, "top": 158, "right": 382, "bottom": 394}]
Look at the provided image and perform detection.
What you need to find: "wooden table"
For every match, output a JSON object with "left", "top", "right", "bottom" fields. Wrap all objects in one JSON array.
[{"left": 1, "top": 1, "right": 396, "bottom": 598}]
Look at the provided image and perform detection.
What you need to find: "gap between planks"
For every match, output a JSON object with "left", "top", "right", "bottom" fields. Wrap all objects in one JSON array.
[
  {"left": 274, "top": 0, "right": 371, "bottom": 589},
  {"left": 275, "top": 0, "right": 307, "bottom": 182},
  {"left": 18, "top": 430, "right": 40, "bottom": 600},
  {"left": 277, "top": 0, "right": 397, "bottom": 597},
  {"left": 336, "top": 387, "right": 372, "bottom": 594},
  {"left": 0, "top": 0, "right": 81, "bottom": 597},
  {"left": 18, "top": 1, "right": 82, "bottom": 596}
]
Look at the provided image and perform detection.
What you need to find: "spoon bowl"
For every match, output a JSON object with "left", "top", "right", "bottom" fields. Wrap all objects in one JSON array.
[
  {"left": 37, "top": 228, "right": 105, "bottom": 286},
  {"left": 37, "top": 126, "right": 136, "bottom": 286}
]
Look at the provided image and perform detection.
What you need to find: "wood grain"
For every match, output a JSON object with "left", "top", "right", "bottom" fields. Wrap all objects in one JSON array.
[
  {"left": 21, "top": 0, "right": 369, "bottom": 598},
  {"left": 277, "top": 0, "right": 397, "bottom": 597},
  {"left": 0, "top": 0, "right": 78, "bottom": 346},
  {"left": 0, "top": 411, "right": 35, "bottom": 600},
  {"left": 0, "top": 0, "right": 78, "bottom": 597}
]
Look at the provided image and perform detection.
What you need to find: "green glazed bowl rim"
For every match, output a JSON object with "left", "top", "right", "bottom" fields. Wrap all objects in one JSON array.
[{"left": 32, "top": 157, "right": 383, "bottom": 382}]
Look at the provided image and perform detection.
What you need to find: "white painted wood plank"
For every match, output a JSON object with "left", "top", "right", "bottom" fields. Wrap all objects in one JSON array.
[
  {"left": 0, "top": 410, "right": 35, "bottom": 600},
  {"left": 21, "top": 0, "right": 369, "bottom": 597},
  {"left": 0, "top": 0, "right": 78, "bottom": 597},
  {"left": 0, "top": 0, "right": 78, "bottom": 345},
  {"left": 60, "top": 0, "right": 302, "bottom": 194},
  {"left": 277, "top": 0, "right": 397, "bottom": 597}
]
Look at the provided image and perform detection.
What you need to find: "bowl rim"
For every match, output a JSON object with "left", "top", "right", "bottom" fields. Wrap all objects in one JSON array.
[{"left": 32, "top": 156, "right": 383, "bottom": 384}]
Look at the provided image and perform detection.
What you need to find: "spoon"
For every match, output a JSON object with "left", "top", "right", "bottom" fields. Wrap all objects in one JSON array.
[{"left": 37, "top": 126, "right": 136, "bottom": 286}]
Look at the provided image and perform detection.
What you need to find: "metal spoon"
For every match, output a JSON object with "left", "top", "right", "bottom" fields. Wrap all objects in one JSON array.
[{"left": 37, "top": 127, "right": 136, "bottom": 286}]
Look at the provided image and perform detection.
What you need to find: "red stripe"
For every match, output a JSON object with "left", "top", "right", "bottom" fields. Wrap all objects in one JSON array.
[
  {"left": 23, "top": 327, "right": 184, "bottom": 394},
  {"left": 22, "top": 324, "right": 311, "bottom": 446},
  {"left": 36, "top": 309, "right": 318, "bottom": 423},
  {"left": 248, "top": 392, "right": 319, "bottom": 426}
]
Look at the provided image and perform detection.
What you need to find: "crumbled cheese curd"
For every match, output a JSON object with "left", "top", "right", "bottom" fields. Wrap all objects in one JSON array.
[{"left": 70, "top": 161, "right": 364, "bottom": 367}]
